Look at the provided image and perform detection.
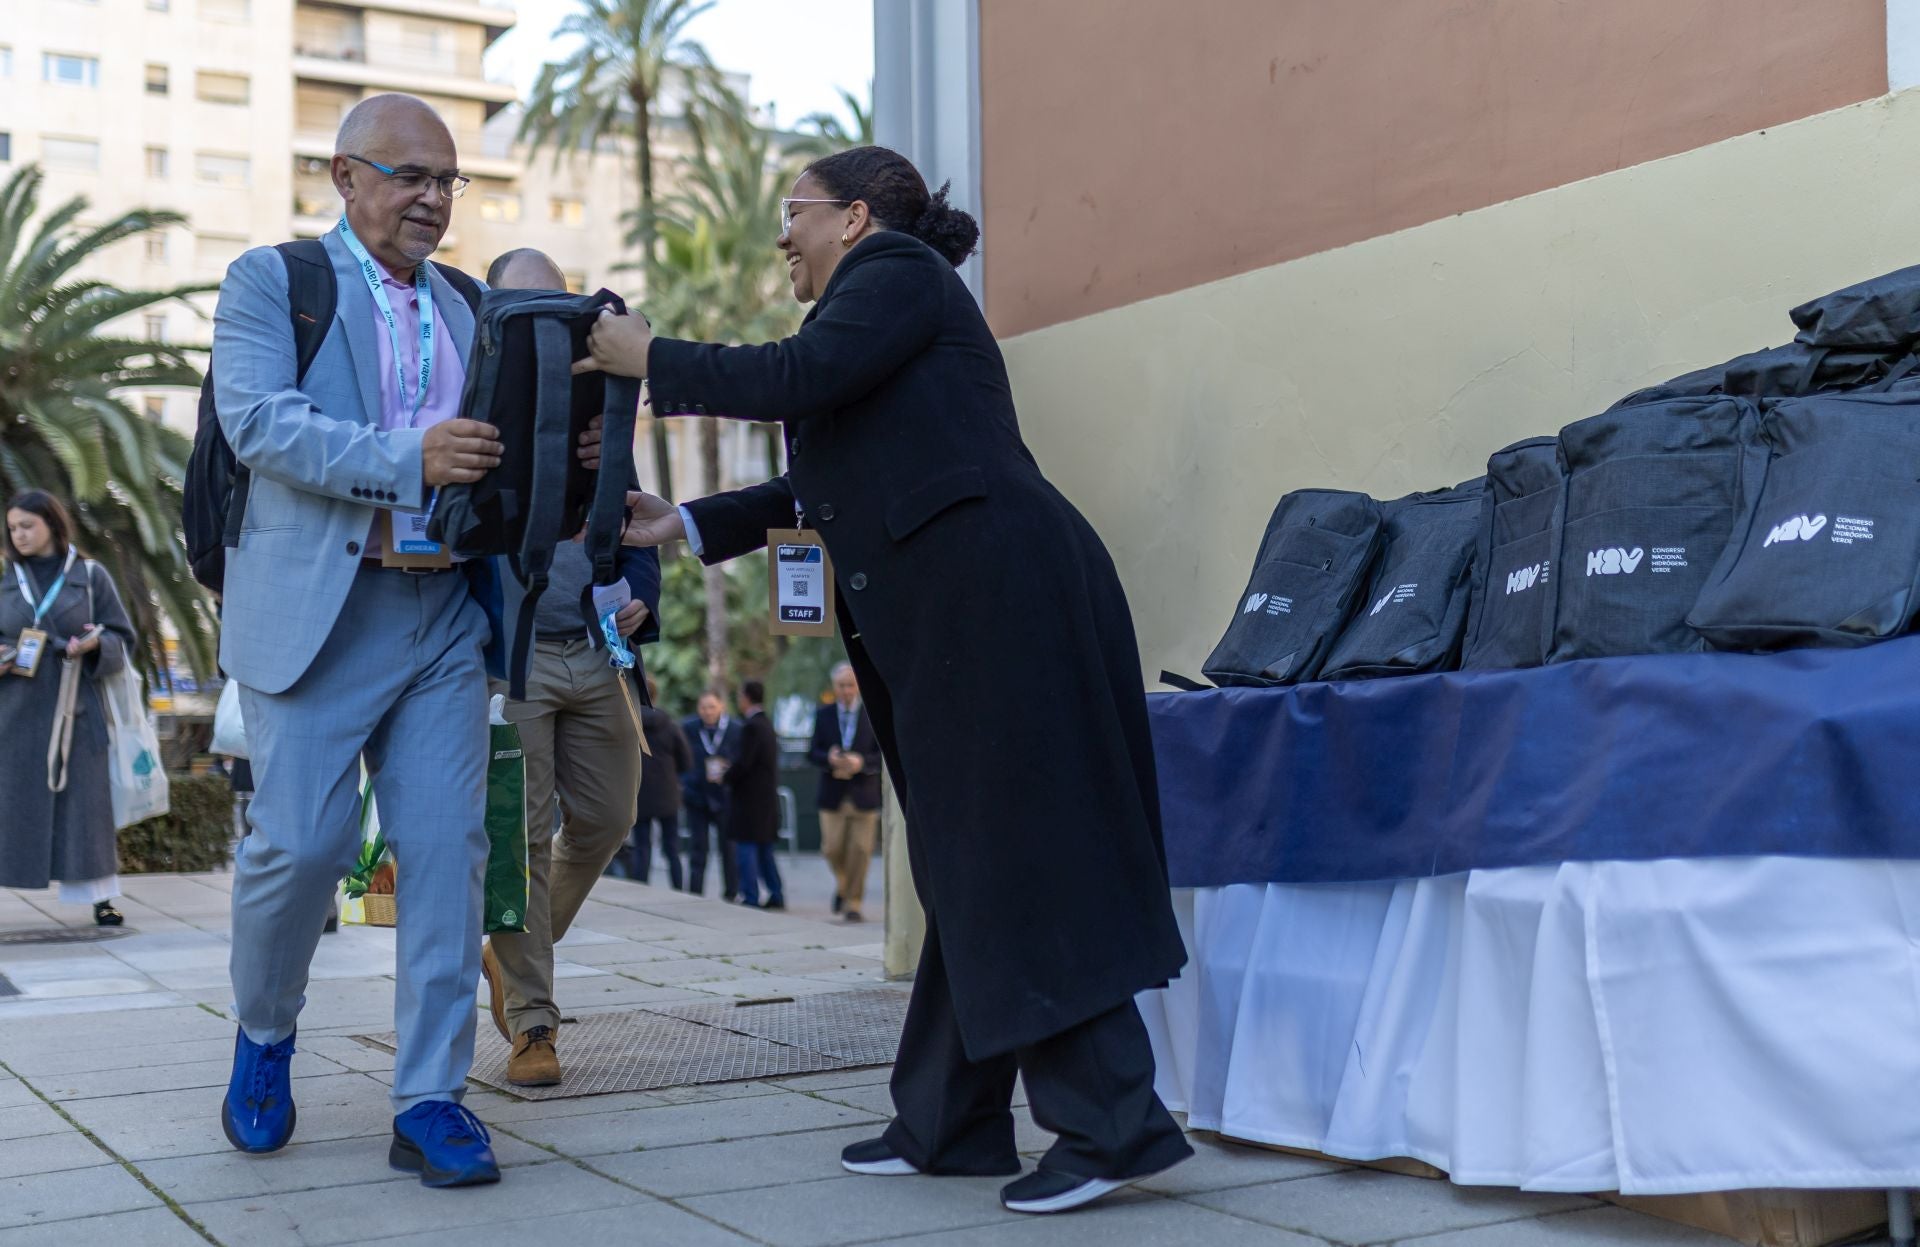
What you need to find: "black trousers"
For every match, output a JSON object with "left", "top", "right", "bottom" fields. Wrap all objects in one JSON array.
[
  {"left": 628, "top": 814, "right": 683, "bottom": 889},
  {"left": 684, "top": 806, "right": 735, "bottom": 897},
  {"left": 880, "top": 922, "right": 1192, "bottom": 1180}
]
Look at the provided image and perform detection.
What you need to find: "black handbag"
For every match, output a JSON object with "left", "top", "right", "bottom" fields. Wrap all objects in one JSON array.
[
  {"left": 1689, "top": 391, "right": 1920, "bottom": 649},
  {"left": 1461, "top": 437, "right": 1563, "bottom": 670},
  {"left": 1201, "top": 489, "right": 1383, "bottom": 687},
  {"left": 1320, "top": 481, "right": 1482, "bottom": 681},
  {"left": 1547, "top": 395, "right": 1764, "bottom": 661}
]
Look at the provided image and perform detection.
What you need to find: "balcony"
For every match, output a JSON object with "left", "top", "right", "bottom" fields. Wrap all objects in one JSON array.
[
  {"left": 317, "top": 0, "right": 516, "bottom": 42},
  {"left": 293, "top": 41, "right": 516, "bottom": 106},
  {"left": 291, "top": 127, "right": 520, "bottom": 181}
]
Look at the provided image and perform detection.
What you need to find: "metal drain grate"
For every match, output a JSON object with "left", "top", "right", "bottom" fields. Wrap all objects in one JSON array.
[
  {"left": 0, "top": 926, "right": 133, "bottom": 945},
  {"left": 359, "top": 986, "right": 911, "bottom": 1100}
]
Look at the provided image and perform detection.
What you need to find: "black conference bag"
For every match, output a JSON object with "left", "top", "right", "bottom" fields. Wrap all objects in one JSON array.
[
  {"left": 1319, "top": 481, "right": 1483, "bottom": 681},
  {"left": 428, "top": 287, "right": 642, "bottom": 698},
  {"left": 1201, "top": 489, "right": 1383, "bottom": 687},
  {"left": 1689, "top": 392, "right": 1920, "bottom": 650},
  {"left": 1460, "top": 438, "right": 1562, "bottom": 670},
  {"left": 1609, "top": 341, "right": 1892, "bottom": 410},
  {"left": 1547, "top": 395, "right": 1763, "bottom": 662}
]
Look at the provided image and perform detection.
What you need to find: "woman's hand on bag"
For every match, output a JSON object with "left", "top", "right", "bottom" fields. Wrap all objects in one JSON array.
[
  {"left": 572, "top": 308, "right": 655, "bottom": 379},
  {"left": 577, "top": 415, "right": 604, "bottom": 470},
  {"left": 620, "top": 491, "right": 685, "bottom": 548},
  {"left": 66, "top": 626, "right": 101, "bottom": 658}
]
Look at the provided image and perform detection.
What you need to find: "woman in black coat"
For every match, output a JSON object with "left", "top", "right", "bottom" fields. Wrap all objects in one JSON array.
[{"left": 575, "top": 147, "right": 1190, "bottom": 1213}]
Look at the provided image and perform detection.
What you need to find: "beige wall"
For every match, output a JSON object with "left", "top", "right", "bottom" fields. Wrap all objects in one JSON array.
[
  {"left": 999, "top": 89, "right": 1920, "bottom": 681},
  {"left": 979, "top": 0, "right": 1887, "bottom": 337}
]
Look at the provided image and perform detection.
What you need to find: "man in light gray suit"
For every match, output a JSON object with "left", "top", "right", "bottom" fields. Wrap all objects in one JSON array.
[{"left": 213, "top": 93, "right": 508, "bottom": 1187}]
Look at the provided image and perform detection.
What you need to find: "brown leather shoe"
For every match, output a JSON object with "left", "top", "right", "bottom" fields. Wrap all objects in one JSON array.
[
  {"left": 480, "top": 942, "right": 508, "bottom": 1042},
  {"left": 507, "top": 1025, "right": 561, "bottom": 1087}
]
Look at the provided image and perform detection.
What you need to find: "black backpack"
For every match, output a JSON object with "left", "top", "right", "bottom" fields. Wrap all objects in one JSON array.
[
  {"left": 1688, "top": 391, "right": 1920, "bottom": 650},
  {"left": 427, "top": 286, "right": 642, "bottom": 699},
  {"left": 1319, "top": 481, "right": 1483, "bottom": 681},
  {"left": 1200, "top": 489, "right": 1383, "bottom": 687},
  {"left": 1547, "top": 394, "right": 1764, "bottom": 662},
  {"left": 184, "top": 240, "right": 481, "bottom": 593},
  {"left": 1460, "top": 437, "right": 1563, "bottom": 670}
]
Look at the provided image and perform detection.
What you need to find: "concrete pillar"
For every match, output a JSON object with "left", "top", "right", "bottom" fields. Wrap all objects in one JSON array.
[{"left": 881, "top": 770, "right": 923, "bottom": 980}]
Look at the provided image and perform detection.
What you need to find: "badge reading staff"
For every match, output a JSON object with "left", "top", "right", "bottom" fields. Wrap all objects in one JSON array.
[{"left": 767, "top": 528, "right": 836, "bottom": 637}]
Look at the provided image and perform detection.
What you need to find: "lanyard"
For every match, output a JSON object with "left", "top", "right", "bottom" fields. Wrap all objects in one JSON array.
[
  {"left": 12, "top": 548, "right": 75, "bottom": 626},
  {"left": 701, "top": 721, "right": 726, "bottom": 756},
  {"left": 338, "top": 216, "right": 436, "bottom": 423}
]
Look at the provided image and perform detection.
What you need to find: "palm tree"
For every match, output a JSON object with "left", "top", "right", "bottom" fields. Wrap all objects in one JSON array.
[
  {"left": 518, "top": 0, "right": 716, "bottom": 502},
  {"left": 0, "top": 164, "right": 217, "bottom": 678},
  {"left": 786, "top": 84, "right": 874, "bottom": 159},
  {"left": 645, "top": 82, "right": 800, "bottom": 685}
]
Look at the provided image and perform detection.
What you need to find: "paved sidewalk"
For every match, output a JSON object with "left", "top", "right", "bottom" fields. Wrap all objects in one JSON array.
[{"left": 0, "top": 869, "right": 1728, "bottom": 1245}]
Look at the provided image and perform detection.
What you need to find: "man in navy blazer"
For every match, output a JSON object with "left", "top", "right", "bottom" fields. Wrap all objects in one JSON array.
[{"left": 810, "top": 663, "right": 882, "bottom": 922}]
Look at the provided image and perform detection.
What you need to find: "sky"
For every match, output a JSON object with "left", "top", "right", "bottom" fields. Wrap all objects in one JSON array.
[{"left": 486, "top": 0, "right": 876, "bottom": 133}]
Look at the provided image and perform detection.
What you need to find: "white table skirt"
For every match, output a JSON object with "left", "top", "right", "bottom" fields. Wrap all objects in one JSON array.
[{"left": 1138, "top": 858, "right": 1920, "bottom": 1194}]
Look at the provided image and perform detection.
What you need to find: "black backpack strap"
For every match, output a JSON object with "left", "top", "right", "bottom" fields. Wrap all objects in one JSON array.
[
  {"left": 582, "top": 376, "right": 642, "bottom": 586},
  {"left": 1869, "top": 352, "right": 1920, "bottom": 392},
  {"left": 219, "top": 241, "right": 340, "bottom": 549},
  {"left": 430, "top": 261, "right": 484, "bottom": 318},
  {"left": 1159, "top": 671, "right": 1212, "bottom": 692},
  {"left": 506, "top": 316, "right": 575, "bottom": 699}
]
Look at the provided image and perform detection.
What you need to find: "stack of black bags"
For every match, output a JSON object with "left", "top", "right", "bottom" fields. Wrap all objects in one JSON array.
[{"left": 1201, "top": 265, "right": 1920, "bottom": 687}]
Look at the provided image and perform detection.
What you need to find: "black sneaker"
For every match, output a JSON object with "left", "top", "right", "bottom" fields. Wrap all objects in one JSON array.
[
  {"left": 761, "top": 899, "right": 786, "bottom": 911},
  {"left": 999, "top": 1169, "right": 1130, "bottom": 1214},
  {"left": 93, "top": 901, "right": 123, "bottom": 927},
  {"left": 831, "top": 892, "right": 844, "bottom": 915},
  {"left": 841, "top": 1137, "right": 918, "bottom": 1176}
]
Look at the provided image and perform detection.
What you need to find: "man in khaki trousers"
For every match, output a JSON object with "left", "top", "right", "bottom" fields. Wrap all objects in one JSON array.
[
  {"left": 479, "top": 249, "right": 660, "bottom": 1087},
  {"left": 808, "top": 663, "right": 882, "bottom": 923}
]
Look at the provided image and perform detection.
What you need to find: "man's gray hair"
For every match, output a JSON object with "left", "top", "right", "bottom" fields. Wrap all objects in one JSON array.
[{"left": 831, "top": 662, "right": 856, "bottom": 680}]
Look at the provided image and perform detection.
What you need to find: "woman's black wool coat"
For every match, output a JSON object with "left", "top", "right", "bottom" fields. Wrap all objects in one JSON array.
[{"left": 651, "top": 230, "right": 1185, "bottom": 1059}]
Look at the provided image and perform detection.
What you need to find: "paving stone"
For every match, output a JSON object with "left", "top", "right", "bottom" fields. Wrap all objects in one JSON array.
[
  {"left": 137, "top": 1128, "right": 553, "bottom": 1202},
  {"left": 1188, "top": 1168, "right": 1597, "bottom": 1245},
  {"left": 1392, "top": 1204, "right": 1740, "bottom": 1246},
  {"left": 769, "top": 1066, "right": 896, "bottom": 1093},
  {"left": 0, "top": 1103, "right": 69, "bottom": 1143},
  {"left": 36, "top": 1051, "right": 350, "bottom": 1102},
  {"left": 0, "top": 1131, "right": 107, "bottom": 1179},
  {"left": 548, "top": 938, "right": 685, "bottom": 967},
  {"left": 591, "top": 1122, "right": 884, "bottom": 1197},
  {"left": 906, "top": 1196, "right": 1333, "bottom": 1246},
  {"left": 298, "top": 1034, "right": 397, "bottom": 1073},
  {"left": 60, "top": 1071, "right": 394, "bottom": 1161},
  {"left": 679, "top": 1171, "right": 1027, "bottom": 1246},
  {"left": 506, "top": 1088, "right": 887, "bottom": 1158},
  {"left": 0, "top": 1206, "right": 210, "bottom": 1247},
  {"left": 1136, "top": 1135, "right": 1344, "bottom": 1196},
  {"left": 185, "top": 1158, "right": 649, "bottom": 1246},
  {"left": 0, "top": 1035, "right": 238, "bottom": 1078},
  {"left": 0, "top": 991, "right": 193, "bottom": 1022},
  {"left": 0, "top": 1162, "right": 159, "bottom": 1229},
  {"left": 370, "top": 1198, "right": 757, "bottom": 1246},
  {"left": 807, "top": 1080, "right": 895, "bottom": 1117},
  {"left": 554, "top": 971, "right": 730, "bottom": 1008},
  {"left": 0, "top": 1004, "right": 228, "bottom": 1052},
  {"left": 476, "top": 1087, "right": 675, "bottom": 1124},
  {"left": 733, "top": 947, "right": 888, "bottom": 976},
  {"left": 0, "top": 1081, "right": 36, "bottom": 1111},
  {"left": 641, "top": 1079, "right": 792, "bottom": 1106}
]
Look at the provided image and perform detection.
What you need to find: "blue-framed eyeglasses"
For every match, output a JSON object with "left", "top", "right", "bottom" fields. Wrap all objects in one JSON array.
[{"left": 346, "top": 155, "right": 471, "bottom": 200}]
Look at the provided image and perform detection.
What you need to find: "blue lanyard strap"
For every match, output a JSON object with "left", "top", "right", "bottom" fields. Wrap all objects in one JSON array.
[
  {"left": 337, "top": 216, "right": 436, "bottom": 423},
  {"left": 12, "top": 548, "right": 76, "bottom": 627}
]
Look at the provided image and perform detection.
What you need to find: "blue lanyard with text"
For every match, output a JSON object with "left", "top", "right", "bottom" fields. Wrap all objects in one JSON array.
[
  {"left": 337, "top": 216, "right": 436, "bottom": 424},
  {"left": 12, "top": 548, "right": 75, "bottom": 626}
]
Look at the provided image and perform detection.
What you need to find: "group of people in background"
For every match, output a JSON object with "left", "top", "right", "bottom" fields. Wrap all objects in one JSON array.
[{"left": 624, "top": 663, "right": 879, "bottom": 923}]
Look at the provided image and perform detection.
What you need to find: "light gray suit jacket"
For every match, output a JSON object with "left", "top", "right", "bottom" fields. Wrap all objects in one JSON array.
[{"left": 211, "top": 229, "right": 481, "bottom": 694}]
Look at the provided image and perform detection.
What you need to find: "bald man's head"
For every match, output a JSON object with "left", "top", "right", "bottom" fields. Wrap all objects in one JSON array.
[
  {"left": 487, "top": 248, "right": 567, "bottom": 291},
  {"left": 329, "top": 94, "right": 459, "bottom": 275}
]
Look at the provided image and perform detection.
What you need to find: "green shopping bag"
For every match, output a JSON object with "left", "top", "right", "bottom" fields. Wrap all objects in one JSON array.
[{"left": 485, "top": 697, "right": 529, "bottom": 934}]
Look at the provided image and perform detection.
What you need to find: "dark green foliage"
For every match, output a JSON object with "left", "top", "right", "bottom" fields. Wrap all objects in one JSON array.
[{"left": 119, "top": 774, "right": 233, "bottom": 873}]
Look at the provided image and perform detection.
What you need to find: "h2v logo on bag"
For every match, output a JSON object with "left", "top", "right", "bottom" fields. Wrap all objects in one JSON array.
[
  {"left": 1586, "top": 547, "right": 1644, "bottom": 576},
  {"left": 1505, "top": 563, "right": 1547, "bottom": 595},
  {"left": 1763, "top": 514, "right": 1827, "bottom": 547}
]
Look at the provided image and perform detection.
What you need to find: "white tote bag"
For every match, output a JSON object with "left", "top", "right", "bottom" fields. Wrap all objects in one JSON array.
[
  {"left": 211, "top": 678, "right": 249, "bottom": 759},
  {"left": 102, "top": 661, "right": 169, "bottom": 829}
]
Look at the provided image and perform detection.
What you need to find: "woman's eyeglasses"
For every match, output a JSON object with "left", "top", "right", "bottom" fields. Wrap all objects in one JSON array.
[
  {"left": 781, "top": 197, "right": 848, "bottom": 234},
  {"left": 346, "top": 155, "right": 471, "bottom": 200}
]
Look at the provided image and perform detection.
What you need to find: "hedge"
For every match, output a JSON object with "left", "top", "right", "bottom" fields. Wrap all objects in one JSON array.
[{"left": 120, "top": 774, "right": 233, "bottom": 874}]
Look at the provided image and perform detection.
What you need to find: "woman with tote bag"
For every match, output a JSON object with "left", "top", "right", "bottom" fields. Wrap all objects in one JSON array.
[{"left": 0, "top": 490, "right": 142, "bottom": 925}]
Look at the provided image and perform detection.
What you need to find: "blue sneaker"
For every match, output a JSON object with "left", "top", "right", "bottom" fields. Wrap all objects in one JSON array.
[
  {"left": 222, "top": 1027, "right": 297, "bottom": 1154},
  {"left": 390, "top": 1101, "right": 500, "bottom": 1187}
]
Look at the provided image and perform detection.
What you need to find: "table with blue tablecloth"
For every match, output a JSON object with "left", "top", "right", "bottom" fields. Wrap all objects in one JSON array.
[{"left": 1136, "top": 638, "right": 1920, "bottom": 1202}]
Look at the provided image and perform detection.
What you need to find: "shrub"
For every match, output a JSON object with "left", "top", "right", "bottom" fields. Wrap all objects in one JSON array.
[{"left": 119, "top": 774, "right": 233, "bottom": 873}]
